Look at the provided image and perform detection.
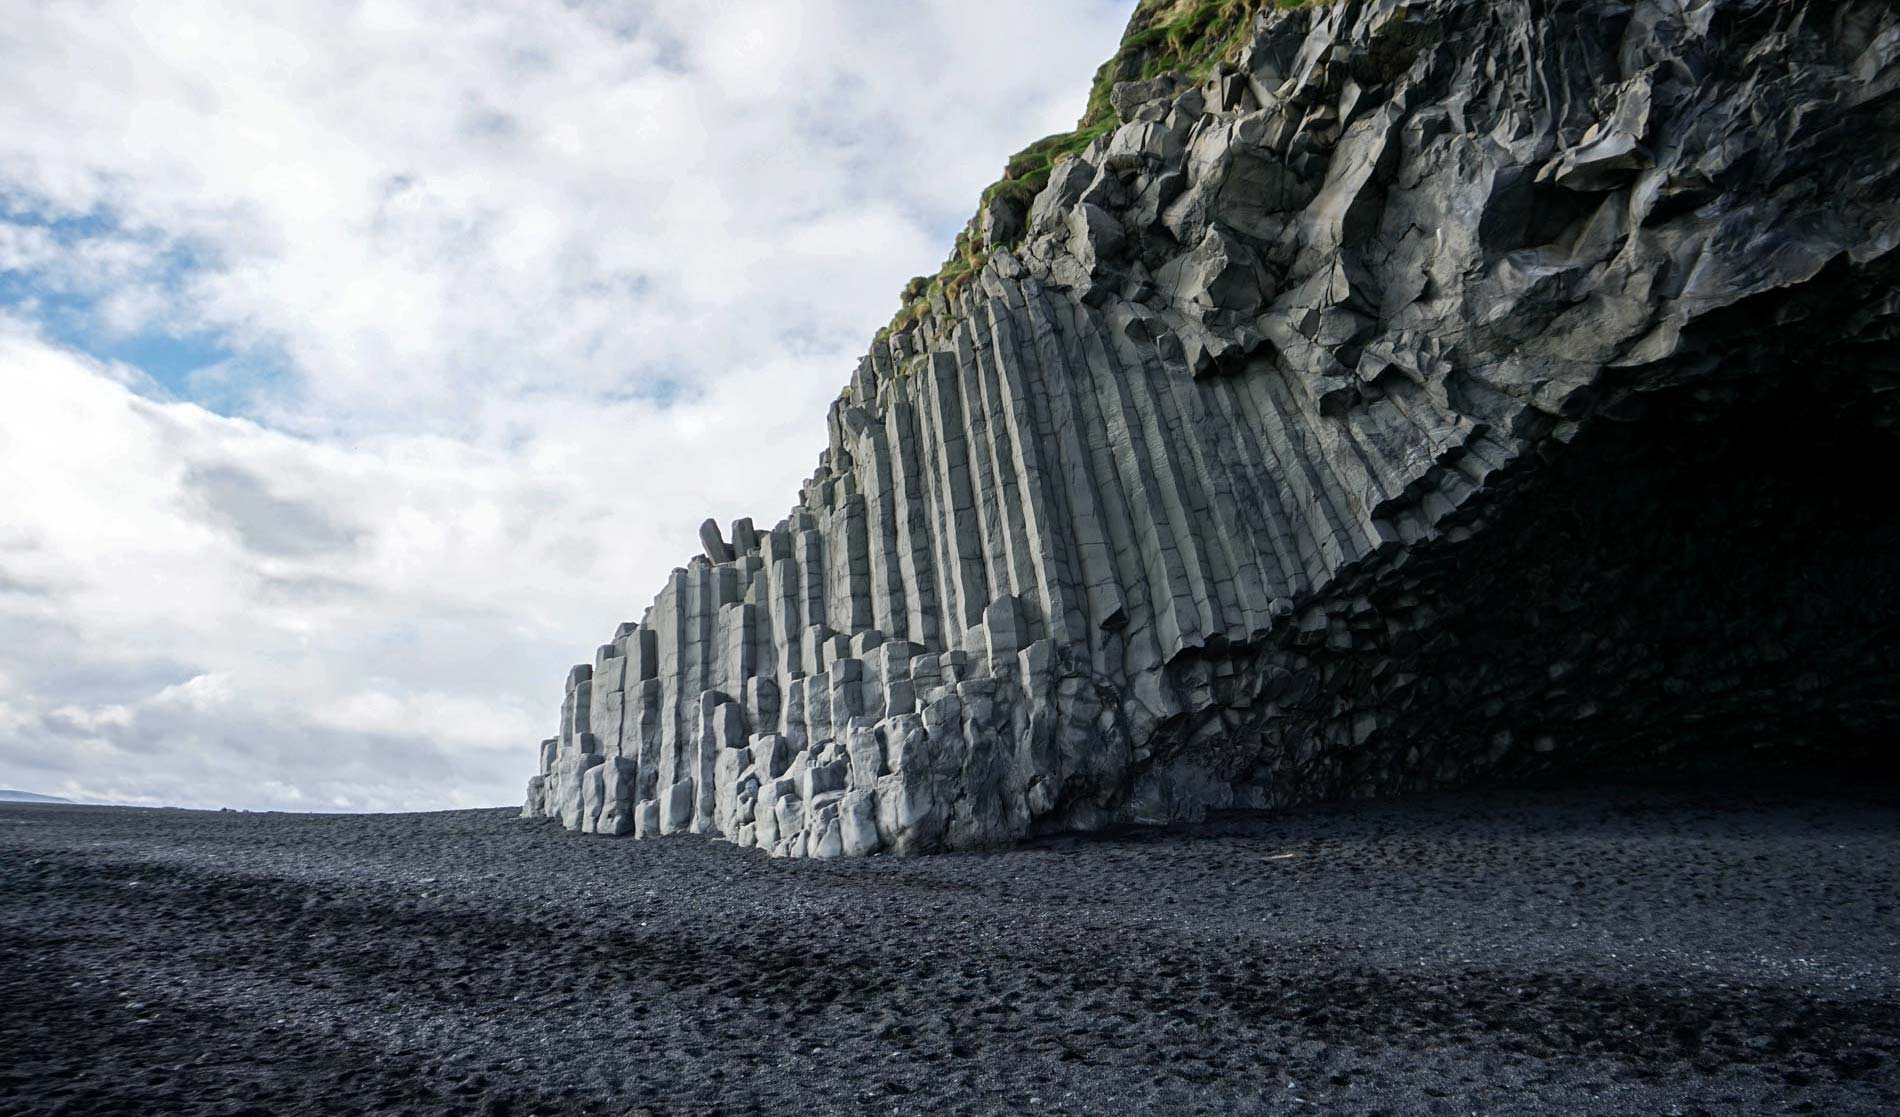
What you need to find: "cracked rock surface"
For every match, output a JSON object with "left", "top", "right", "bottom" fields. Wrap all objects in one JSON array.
[{"left": 523, "top": 0, "right": 1900, "bottom": 855}]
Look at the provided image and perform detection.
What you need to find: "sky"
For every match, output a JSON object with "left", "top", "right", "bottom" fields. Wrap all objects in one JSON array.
[{"left": 0, "top": 0, "right": 1131, "bottom": 811}]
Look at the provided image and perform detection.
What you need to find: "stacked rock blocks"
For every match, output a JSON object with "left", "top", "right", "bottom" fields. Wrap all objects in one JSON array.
[{"left": 523, "top": 0, "right": 1900, "bottom": 854}]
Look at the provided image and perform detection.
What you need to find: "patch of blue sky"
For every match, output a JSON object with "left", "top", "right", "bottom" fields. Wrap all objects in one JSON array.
[
  {"left": 561, "top": 3, "right": 690, "bottom": 71},
  {"left": 641, "top": 376, "right": 688, "bottom": 406},
  {"left": 594, "top": 372, "right": 689, "bottom": 408},
  {"left": 0, "top": 205, "right": 281, "bottom": 415},
  {"left": 0, "top": 199, "right": 113, "bottom": 236},
  {"left": 500, "top": 357, "right": 690, "bottom": 438}
]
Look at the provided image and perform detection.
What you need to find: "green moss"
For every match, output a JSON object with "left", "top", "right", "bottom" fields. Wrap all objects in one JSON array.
[
  {"left": 1007, "top": 0, "right": 1277, "bottom": 202},
  {"left": 878, "top": 0, "right": 1326, "bottom": 343}
]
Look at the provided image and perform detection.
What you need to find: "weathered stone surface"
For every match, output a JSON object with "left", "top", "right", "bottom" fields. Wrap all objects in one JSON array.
[
  {"left": 698, "top": 518, "right": 734, "bottom": 564},
  {"left": 522, "top": 0, "right": 1900, "bottom": 856},
  {"left": 979, "top": 196, "right": 1026, "bottom": 251}
]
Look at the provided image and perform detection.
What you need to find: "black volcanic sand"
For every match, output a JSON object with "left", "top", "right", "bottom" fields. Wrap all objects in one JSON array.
[{"left": 3, "top": 774, "right": 1898, "bottom": 1116}]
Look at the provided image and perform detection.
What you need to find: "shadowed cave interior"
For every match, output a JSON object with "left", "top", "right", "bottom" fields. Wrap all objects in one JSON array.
[{"left": 1161, "top": 320, "right": 1900, "bottom": 814}]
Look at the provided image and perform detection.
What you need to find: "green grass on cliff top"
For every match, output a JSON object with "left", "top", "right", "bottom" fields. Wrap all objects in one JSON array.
[{"left": 881, "top": 0, "right": 1317, "bottom": 340}]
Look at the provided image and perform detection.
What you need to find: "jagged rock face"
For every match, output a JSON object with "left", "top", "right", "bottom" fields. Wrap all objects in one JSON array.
[{"left": 522, "top": 0, "right": 1900, "bottom": 856}]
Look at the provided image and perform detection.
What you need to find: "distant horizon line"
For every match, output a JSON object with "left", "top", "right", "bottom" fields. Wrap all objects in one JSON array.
[{"left": 0, "top": 790, "right": 519, "bottom": 814}]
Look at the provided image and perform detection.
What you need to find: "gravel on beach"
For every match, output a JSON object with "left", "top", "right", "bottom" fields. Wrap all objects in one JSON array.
[{"left": 3, "top": 772, "right": 1897, "bottom": 1116}]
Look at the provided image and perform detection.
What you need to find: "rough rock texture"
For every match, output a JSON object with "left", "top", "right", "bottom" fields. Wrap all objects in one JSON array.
[{"left": 523, "top": 0, "right": 1900, "bottom": 856}]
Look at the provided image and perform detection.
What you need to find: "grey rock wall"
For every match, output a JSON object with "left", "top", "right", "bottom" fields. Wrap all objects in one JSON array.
[{"left": 521, "top": 0, "right": 1900, "bottom": 855}]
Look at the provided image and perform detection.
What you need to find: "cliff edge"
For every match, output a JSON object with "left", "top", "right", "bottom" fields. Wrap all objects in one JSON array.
[{"left": 521, "top": 0, "right": 1900, "bottom": 856}]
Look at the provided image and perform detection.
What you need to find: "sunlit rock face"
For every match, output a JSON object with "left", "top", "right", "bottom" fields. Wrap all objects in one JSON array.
[{"left": 522, "top": 0, "right": 1900, "bottom": 855}]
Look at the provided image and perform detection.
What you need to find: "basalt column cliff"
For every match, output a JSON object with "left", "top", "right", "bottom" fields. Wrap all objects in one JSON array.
[{"left": 521, "top": 0, "right": 1900, "bottom": 856}]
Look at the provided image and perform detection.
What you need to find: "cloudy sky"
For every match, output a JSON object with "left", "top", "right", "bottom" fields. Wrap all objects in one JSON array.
[{"left": 0, "top": 0, "right": 1129, "bottom": 811}]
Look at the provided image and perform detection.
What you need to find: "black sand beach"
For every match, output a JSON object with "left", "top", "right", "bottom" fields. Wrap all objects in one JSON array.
[{"left": 3, "top": 773, "right": 1897, "bottom": 1116}]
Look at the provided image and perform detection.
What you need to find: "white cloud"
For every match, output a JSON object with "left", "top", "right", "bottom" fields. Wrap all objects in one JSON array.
[
  {"left": 0, "top": 0, "right": 1130, "bottom": 426},
  {"left": 0, "top": 223, "right": 57, "bottom": 271},
  {"left": 0, "top": 0, "right": 1132, "bottom": 809}
]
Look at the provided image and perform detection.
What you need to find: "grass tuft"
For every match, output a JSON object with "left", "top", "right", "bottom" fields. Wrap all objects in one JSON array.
[{"left": 878, "top": 0, "right": 1326, "bottom": 340}]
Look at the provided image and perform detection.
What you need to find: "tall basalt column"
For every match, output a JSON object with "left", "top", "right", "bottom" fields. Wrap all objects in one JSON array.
[
  {"left": 925, "top": 350, "right": 993, "bottom": 641},
  {"left": 951, "top": 325, "right": 1017, "bottom": 613},
  {"left": 857, "top": 423, "right": 909, "bottom": 640},
  {"left": 885, "top": 394, "right": 942, "bottom": 648},
  {"left": 983, "top": 300, "right": 1094, "bottom": 650}
]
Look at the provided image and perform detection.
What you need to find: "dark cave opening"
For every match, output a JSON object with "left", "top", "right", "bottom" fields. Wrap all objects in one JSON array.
[
  {"left": 1194, "top": 373, "right": 1900, "bottom": 809},
  {"left": 1404, "top": 378, "right": 1900, "bottom": 786}
]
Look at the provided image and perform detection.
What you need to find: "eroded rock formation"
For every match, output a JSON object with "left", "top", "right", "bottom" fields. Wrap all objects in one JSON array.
[{"left": 521, "top": 0, "right": 1900, "bottom": 855}]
